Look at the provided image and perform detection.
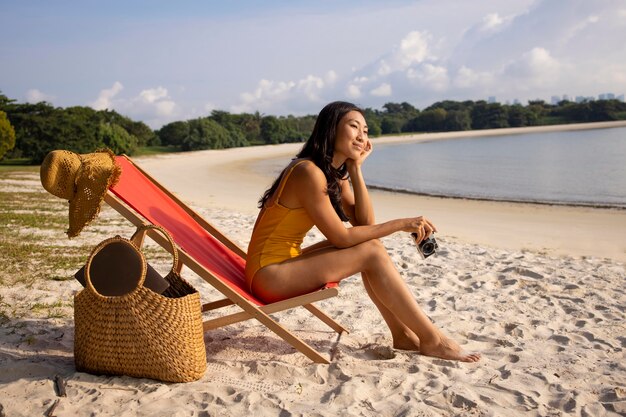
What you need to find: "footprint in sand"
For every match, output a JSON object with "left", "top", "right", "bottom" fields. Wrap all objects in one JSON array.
[
  {"left": 549, "top": 334, "right": 571, "bottom": 346},
  {"left": 507, "top": 354, "right": 520, "bottom": 363},
  {"left": 500, "top": 266, "right": 544, "bottom": 279},
  {"left": 359, "top": 344, "right": 397, "bottom": 360}
]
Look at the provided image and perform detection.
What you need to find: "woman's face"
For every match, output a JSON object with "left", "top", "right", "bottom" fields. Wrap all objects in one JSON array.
[{"left": 333, "top": 110, "right": 369, "bottom": 165}]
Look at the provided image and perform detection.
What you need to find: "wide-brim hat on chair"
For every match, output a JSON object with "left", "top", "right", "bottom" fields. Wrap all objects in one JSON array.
[{"left": 40, "top": 149, "right": 121, "bottom": 238}]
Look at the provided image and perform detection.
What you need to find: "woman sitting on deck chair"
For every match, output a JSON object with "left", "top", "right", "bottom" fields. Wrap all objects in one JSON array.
[{"left": 245, "top": 101, "right": 480, "bottom": 362}]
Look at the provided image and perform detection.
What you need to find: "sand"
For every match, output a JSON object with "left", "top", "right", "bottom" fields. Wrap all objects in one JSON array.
[{"left": 1, "top": 123, "right": 625, "bottom": 416}]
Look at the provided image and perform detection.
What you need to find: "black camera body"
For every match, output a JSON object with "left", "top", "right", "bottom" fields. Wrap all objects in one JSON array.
[{"left": 411, "top": 233, "right": 439, "bottom": 259}]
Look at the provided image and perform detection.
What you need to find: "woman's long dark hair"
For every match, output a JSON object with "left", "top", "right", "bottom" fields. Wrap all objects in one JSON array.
[{"left": 258, "top": 101, "right": 364, "bottom": 221}]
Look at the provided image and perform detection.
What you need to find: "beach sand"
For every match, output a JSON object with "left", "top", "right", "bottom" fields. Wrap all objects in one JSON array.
[{"left": 1, "top": 124, "right": 625, "bottom": 416}]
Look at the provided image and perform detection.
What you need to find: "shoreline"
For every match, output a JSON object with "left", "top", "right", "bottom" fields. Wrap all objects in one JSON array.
[
  {"left": 367, "top": 184, "right": 626, "bottom": 211},
  {"left": 134, "top": 121, "right": 626, "bottom": 262},
  {"left": 248, "top": 119, "right": 626, "bottom": 209},
  {"left": 372, "top": 119, "right": 626, "bottom": 145}
]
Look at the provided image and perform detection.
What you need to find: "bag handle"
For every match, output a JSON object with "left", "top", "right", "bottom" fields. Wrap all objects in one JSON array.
[
  {"left": 84, "top": 236, "right": 147, "bottom": 297},
  {"left": 130, "top": 224, "right": 181, "bottom": 275}
]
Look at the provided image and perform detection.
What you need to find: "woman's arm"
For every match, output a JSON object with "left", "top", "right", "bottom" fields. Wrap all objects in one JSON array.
[
  {"left": 294, "top": 162, "right": 434, "bottom": 249},
  {"left": 342, "top": 165, "right": 375, "bottom": 226},
  {"left": 342, "top": 140, "right": 374, "bottom": 226}
]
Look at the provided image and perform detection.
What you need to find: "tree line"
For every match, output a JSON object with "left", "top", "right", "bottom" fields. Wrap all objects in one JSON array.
[{"left": 1, "top": 91, "right": 625, "bottom": 164}]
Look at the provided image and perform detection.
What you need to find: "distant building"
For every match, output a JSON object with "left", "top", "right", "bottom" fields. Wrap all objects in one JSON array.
[
  {"left": 551, "top": 95, "right": 560, "bottom": 105},
  {"left": 575, "top": 96, "right": 595, "bottom": 103},
  {"left": 618, "top": 94, "right": 625, "bottom": 102},
  {"left": 487, "top": 96, "right": 497, "bottom": 104},
  {"left": 598, "top": 93, "right": 615, "bottom": 100}
]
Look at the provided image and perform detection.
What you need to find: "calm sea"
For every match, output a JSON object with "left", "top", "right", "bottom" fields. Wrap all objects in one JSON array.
[{"left": 363, "top": 126, "right": 626, "bottom": 208}]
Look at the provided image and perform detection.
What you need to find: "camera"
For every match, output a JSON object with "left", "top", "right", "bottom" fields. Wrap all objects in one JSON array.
[{"left": 411, "top": 232, "right": 439, "bottom": 259}]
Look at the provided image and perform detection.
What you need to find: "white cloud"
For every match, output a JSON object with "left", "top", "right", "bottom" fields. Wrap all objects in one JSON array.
[
  {"left": 399, "top": 31, "right": 430, "bottom": 66},
  {"left": 239, "top": 79, "right": 296, "bottom": 108},
  {"left": 88, "top": 82, "right": 179, "bottom": 127},
  {"left": 504, "top": 47, "right": 560, "bottom": 79},
  {"left": 139, "top": 86, "right": 168, "bottom": 104},
  {"left": 370, "top": 83, "right": 392, "bottom": 97},
  {"left": 135, "top": 87, "right": 177, "bottom": 118},
  {"left": 560, "top": 14, "right": 601, "bottom": 45},
  {"left": 325, "top": 70, "right": 338, "bottom": 84},
  {"left": 25, "top": 89, "right": 55, "bottom": 103},
  {"left": 407, "top": 64, "right": 449, "bottom": 91},
  {"left": 232, "top": 71, "right": 337, "bottom": 113},
  {"left": 453, "top": 66, "right": 494, "bottom": 89},
  {"left": 346, "top": 84, "right": 362, "bottom": 99},
  {"left": 377, "top": 60, "right": 392, "bottom": 76},
  {"left": 298, "top": 75, "right": 325, "bottom": 101},
  {"left": 481, "top": 13, "right": 505, "bottom": 31},
  {"left": 90, "top": 81, "right": 124, "bottom": 110}
]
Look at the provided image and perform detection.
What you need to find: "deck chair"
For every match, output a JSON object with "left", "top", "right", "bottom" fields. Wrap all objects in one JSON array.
[{"left": 104, "top": 155, "right": 348, "bottom": 364}]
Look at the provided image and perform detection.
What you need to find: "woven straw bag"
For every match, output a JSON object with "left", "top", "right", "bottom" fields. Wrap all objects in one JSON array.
[{"left": 74, "top": 225, "right": 206, "bottom": 382}]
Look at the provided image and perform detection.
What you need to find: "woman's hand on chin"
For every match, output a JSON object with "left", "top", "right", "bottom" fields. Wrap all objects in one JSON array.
[{"left": 346, "top": 140, "right": 373, "bottom": 171}]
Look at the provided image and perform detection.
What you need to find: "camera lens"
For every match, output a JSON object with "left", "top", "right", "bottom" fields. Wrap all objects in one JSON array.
[{"left": 422, "top": 242, "right": 434, "bottom": 254}]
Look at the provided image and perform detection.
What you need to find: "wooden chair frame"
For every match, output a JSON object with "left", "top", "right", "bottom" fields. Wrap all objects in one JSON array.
[{"left": 104, "top": 156, "right": 348, "bottom": 364}]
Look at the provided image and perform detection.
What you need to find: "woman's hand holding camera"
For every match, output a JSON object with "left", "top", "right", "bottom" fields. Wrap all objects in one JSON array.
[{"left": 403, "top": 216, "right": 437, "bottom": 243}]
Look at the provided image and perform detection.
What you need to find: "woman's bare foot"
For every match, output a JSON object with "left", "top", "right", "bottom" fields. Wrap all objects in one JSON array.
[
  {"left": 392, "top": 331, "right": 421, "bottom": 351},
  {"left": 420, "top": 336, "right": 481, "bottom": 363}
]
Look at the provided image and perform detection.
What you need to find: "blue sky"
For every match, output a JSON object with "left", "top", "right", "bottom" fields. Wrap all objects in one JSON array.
[{"left": 1, "top": 0, "right": 625, "bottom": 128}]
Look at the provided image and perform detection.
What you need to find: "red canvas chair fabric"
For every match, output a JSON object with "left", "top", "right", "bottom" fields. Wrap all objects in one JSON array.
[
  {"left": 105, "top": 155, "right": 345, "bottom": 363},
  {"left": 111, "top": 156, "right": 263, "bottom": 305}
]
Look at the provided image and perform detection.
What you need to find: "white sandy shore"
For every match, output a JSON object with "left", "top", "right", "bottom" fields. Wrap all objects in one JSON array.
[{"left": 1, "top": 122, "right": 625, "bottom": 416}]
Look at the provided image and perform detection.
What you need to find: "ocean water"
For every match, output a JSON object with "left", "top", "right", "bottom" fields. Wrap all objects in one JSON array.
[{"left": 363, "top": 126, "right": 626, "bottom": 208}]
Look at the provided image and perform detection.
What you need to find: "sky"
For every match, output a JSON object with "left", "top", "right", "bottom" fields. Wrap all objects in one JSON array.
[{"left": 1, "top": 0, "right": 625, "bottom": 128}]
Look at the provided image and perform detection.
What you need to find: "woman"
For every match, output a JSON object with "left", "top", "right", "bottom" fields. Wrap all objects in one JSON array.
[{"left": 245, "top": 101, "right": 480, "bottom": 362}]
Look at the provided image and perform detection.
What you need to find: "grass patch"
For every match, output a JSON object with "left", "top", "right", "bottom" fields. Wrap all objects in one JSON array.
[
  {"left": 29, "top": 299, "right": 72, "bottom": 318},
  {"left": 0, "top": 170, "right": 104, "bottom": 286},
  {"left": 0, "top": 210, "right": 68, "bottom": 229},
  {"left": 0, "top": 237, "right": 92, "bottom": 285},
  {"left": 0, "top": 158, "right": 35, "bottom": 167}
]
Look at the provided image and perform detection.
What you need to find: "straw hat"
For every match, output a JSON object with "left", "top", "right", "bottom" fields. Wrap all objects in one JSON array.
[{"left": 40, "top": 149, "right": 121, "bottom": 238}]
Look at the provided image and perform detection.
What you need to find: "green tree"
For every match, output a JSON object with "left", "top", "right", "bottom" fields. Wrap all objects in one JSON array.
[
  {"left": 507, "top": 105, "right": 529, "bottom": 127},
  {"left": 444, "top": 109, "right": 471, "bottom": 131},
  {"left": 526, "top": 100, "right": 550, "bottom": 125},
  {"left": 380, "top": 116, "right": 403, "bottom": 134},
  {"left": 0, "top": 110, "right": 16, "bottom": 160},
  {"left": 124, "top": 120, "right": 157, "bottom": 146},
  {"left": 588, "top": 100, "right": 623, "bottom": 121},
  {"left": 471, "top": 102, "right": 509, "bottom": 129},
  {"left": 209, "top": 110, "right": 250, "bottom": 147},
  {"left": 238, "top": 112, "right": 263, "bottom": 143},
  {"left": 260, "top": 116, "right": 288, "bottom": 144},
  {"left": 182, "top": 118, "right": 230, "bottom": 151},
  {"left": 409, "top": 108, "right": 448, "bottom": 131},
  {"left": 96, "top": 122, "right": 138, "bottom": 155},
  {"left": 363, "top": 108, "right": 382, "bottom": 137},
  {"left": 158, "top": 121, "right": 189, "bottom": 147}
]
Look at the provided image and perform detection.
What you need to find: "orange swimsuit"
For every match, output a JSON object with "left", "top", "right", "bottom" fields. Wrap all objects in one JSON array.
[{"left": 245, "top": 160, "right": 314, "bottom": 291}]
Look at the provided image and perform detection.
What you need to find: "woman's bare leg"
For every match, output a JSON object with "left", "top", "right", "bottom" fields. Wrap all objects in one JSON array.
[
  {"left": 304, "top": 241, "right": 420, "bottom": 350},
  {"left": 361, "top": 272, "right": 421, "bottom": 350},
  {"left": 252, "top": 239, "right": 480, "bottom": 362}
]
